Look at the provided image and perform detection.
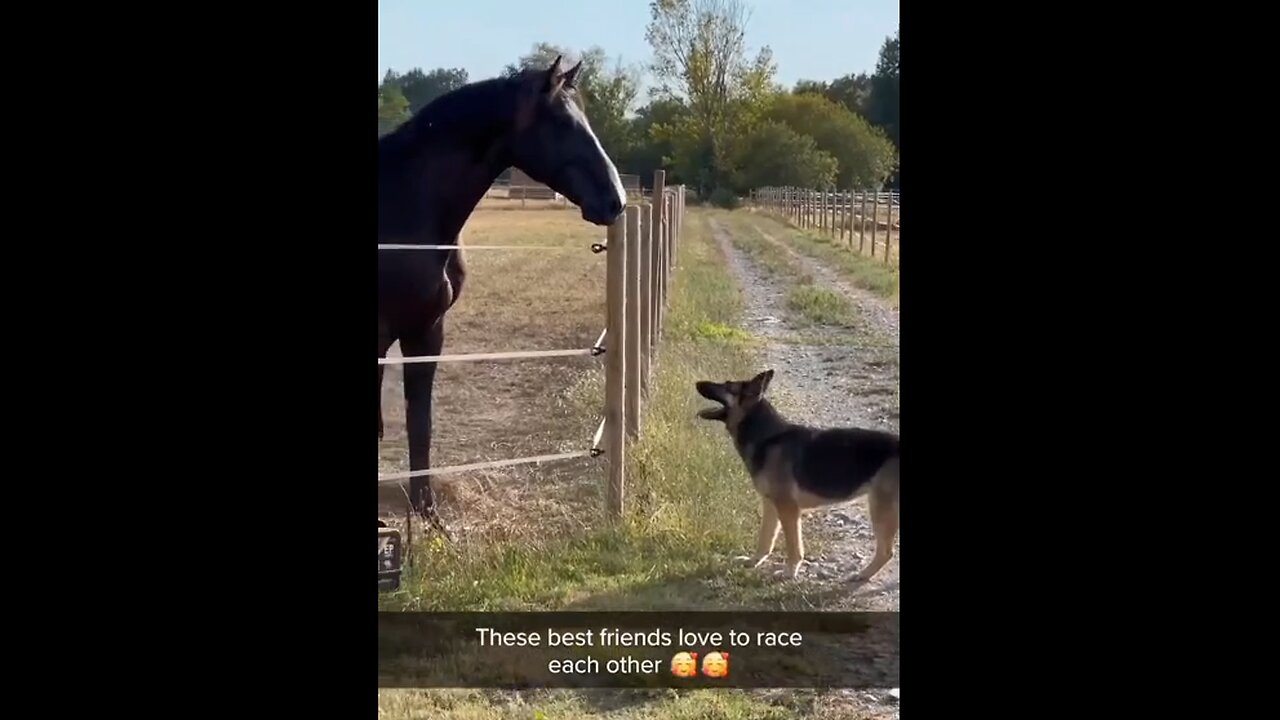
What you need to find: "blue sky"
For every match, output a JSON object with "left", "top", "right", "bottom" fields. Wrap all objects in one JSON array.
[{"left": 378, "top": 0, "right": 899, "bottom": 96}]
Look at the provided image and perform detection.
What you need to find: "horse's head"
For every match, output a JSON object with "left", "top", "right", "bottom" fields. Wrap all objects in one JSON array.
[{"left": 508, "top": 56, "right": 626, "bottom": 226}]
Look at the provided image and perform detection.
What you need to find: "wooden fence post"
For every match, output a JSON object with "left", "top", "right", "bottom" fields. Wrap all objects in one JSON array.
[
  {"left": 885, "top": 195, "right": 895, "bottom": 265},
  {"left": 680, "top": 187, "right": 685, "bottom": 253},
  {"left": 859, "top": 190, "right": 868, "bottom": 254},
  {"left": 871, "top": 192, "right": 880, "bottom": 259},
  {"left": 847, "top": 190, "right": 853, "bottom": 245},
  {"left": 839, "top": 189, "right": 846, "bottom": 242},
  {"left": 605, "top": 214, "right": 627, "bottom": 520},
  {"left": 664, "top": 192, "right": 673, "bottom": 309},
  {"left": 679, "top": 187, "right": 685, "bottom": 252},
  {"left": 649, "top": 201, "right": 659, "bottom": 358},
  {"left": 625, "top": 205, "right": 642, "bottom": 439},
  {"left": 830, "top": 190, "right": 836, "bottom": 235},
  {"left": 665, "top": 192, "right": 673, "bottom": 311},
  {"left": 640, "top": 201, "right": 653, "bottom": 391},
  {"left": 651, "top": 171, "right": 666, "bottom": 342},
  {"left": 656, "top": 194, "right": 665, "bottom": 338},
  {"left": 672, "top": 187, "right": 680, "bottom": 261}
]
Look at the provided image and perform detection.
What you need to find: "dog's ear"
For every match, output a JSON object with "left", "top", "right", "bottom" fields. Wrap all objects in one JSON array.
[{"left": 744, "top": 369, "right": 774, "bottom": 398}]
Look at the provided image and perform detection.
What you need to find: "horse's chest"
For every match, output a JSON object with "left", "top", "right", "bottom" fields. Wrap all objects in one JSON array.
[{"left": 378, "top": 255, "right": 454, "bottom": 322}]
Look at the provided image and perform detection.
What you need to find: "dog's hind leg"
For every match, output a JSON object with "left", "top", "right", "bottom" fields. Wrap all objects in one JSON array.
[
  {"left": 853, "top": 487, "right": 898, "bottom": 582},
  {"left": 776, "top": 499, "right": 805, "bottom": 579},
  {"left": 736, "top": 500, "right": 780, "bottom": 568}
]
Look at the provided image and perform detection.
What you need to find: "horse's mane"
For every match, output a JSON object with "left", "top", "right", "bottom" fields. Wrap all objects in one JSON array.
[
  {"left": 380, "top": 67, "right": 583, "bottom": 154},
  {"left": 379, "top": 77, "right": 512, "bottom": 153}
]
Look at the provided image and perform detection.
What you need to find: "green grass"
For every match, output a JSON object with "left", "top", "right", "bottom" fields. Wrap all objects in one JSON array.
[
  {"left": 708, "top": 210, "right": 861, "bottom": 330},
  {"left": 380, "top": 210, "right": 823, "bottom": 614},
  {"left": 786, "top": 286, "right": 857, "bottom": 328},
  {"left": 745, "top": 211, "right": 899, "bottom": 308},
  {"left": 378, "top": 209, "right": 862, "bottom": 719},
  {"left": 378, "top": 688, "right": 809, "bottom": 719}
]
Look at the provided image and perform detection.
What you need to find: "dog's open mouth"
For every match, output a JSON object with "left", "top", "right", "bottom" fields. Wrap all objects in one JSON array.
[
  {"left": 697, "top": 405, "right": 727, "bottom": 420},
  {"left": 695, "top": 381, "right": 729, "bottom": 421}
]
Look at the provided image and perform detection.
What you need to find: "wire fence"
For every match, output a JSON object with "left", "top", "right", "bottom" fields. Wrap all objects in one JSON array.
[{"left": 378, "top": 170, "right": 687, "bottom": 525}]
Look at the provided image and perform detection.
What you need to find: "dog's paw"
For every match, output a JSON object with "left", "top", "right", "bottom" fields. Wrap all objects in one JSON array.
[
  {"left": 733, "top": 554, "right": 768, "bottom": 569},
  {"left": 774, "top": 561, "right": 805, "bottom": 580}
]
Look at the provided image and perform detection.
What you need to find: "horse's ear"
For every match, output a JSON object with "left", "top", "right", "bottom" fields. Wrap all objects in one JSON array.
[
  {"left": 562, "top": 60, "right": 583, "bottom": 89},
  {"left": 542, "top": 55, "right": 564, "bottom": 92}
]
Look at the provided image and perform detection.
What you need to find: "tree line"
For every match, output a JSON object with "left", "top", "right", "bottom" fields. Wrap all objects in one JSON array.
[{"left": 377, "top": 0, "right": 899, "bottom": 203}]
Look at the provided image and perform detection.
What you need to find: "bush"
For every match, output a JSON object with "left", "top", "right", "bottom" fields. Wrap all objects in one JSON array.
[{"left": 708, "top": 187, "right": 741, "bottom": 209}]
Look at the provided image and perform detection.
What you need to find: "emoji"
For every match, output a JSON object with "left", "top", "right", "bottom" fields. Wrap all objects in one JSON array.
[
  {"left": 701, "top": 651, "right": 729, "bottom": 678},
  {"left": 670, "top": 651, "right": 698, "bottom": 678}
]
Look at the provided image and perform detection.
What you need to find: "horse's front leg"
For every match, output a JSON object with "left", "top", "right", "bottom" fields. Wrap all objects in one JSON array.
[
  {"left": 401, "top": 318, "right": 445, "bottom": 526},
  {"left": 379, "top": 318, "right": 393, "bottom": 441}
]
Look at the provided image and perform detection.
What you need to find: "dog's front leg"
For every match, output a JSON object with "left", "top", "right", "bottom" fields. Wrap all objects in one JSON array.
[
  {"left": 735, "top": 501, "right": 779, "bottom": 568},
  {"left": 775, "top": 500, "right": 804, "bottom": 579}
]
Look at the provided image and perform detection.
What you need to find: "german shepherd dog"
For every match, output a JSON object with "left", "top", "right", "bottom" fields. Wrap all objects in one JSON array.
[{"left": 695, "top": 370, "right": 899, "bottom": 582}]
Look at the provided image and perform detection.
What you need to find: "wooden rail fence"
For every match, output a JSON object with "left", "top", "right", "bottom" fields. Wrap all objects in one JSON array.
[
  {"left": 749, "top": 186, "right": 899, "bottom": 264},
  {"left": 604, "top": 170, "right": 685, "bottom": 520}
]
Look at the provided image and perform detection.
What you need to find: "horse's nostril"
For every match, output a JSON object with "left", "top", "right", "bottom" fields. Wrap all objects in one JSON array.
[{"left": 608, "top": 196, "right": 623, "bottom": 216}]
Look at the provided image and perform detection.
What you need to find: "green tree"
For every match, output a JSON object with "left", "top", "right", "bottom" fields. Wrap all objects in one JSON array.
[
  {"left": 737, "top": 121, "right": 837, "bottom": 189},
  {"left": 393, "top": 67, "right": 470, "bottom": 113},
  {"left": 621, "top": 97, "right": 690, "bottom": 185},
  {"left": 793, "top": 79, "right": 829, "bottom": 96},
  {"left": 765, "top": 92, "right": 896, "bottom": 189},
  {"left": 378, "top": 83, "right": 410, "bottom": 136},
  {"left": 645, "top": 0, "right": 778, "bottom": 197},
  {"left": 795, "top": 73, "right": 873, "bottom": 119},
  {"left": 865, "top": 31, "right": 899, "bottom": 148}
]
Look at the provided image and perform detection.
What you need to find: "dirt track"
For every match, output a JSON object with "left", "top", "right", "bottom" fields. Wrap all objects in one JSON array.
[
  {"left": 709, "top": 217, "right": 900, "bottom": 610},
  {"left": 709, "top": 217, "right": 901, "bottom": 716}
]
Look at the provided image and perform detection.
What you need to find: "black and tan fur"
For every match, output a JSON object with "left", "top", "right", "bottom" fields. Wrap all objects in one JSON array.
[{"left": 695, "top": 369, "right": 899, "bottom": 582}]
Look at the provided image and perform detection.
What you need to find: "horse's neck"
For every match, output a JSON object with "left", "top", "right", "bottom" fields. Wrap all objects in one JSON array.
[{"left": 395, "top": 138, "right": 508, "bottom": 244}]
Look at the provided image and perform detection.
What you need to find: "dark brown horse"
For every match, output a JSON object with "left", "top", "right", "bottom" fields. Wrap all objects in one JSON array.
[{"left": 378, "top": 57, "right": 626, "bottom": 525}]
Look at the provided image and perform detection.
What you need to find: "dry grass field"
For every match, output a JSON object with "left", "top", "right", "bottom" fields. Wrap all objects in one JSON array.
[
  {"left": 378, "top": 203, "right": 609, "bottom": 540},
  {"left": 377, "top": 204, "right": 899, "bottom": 719}
]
